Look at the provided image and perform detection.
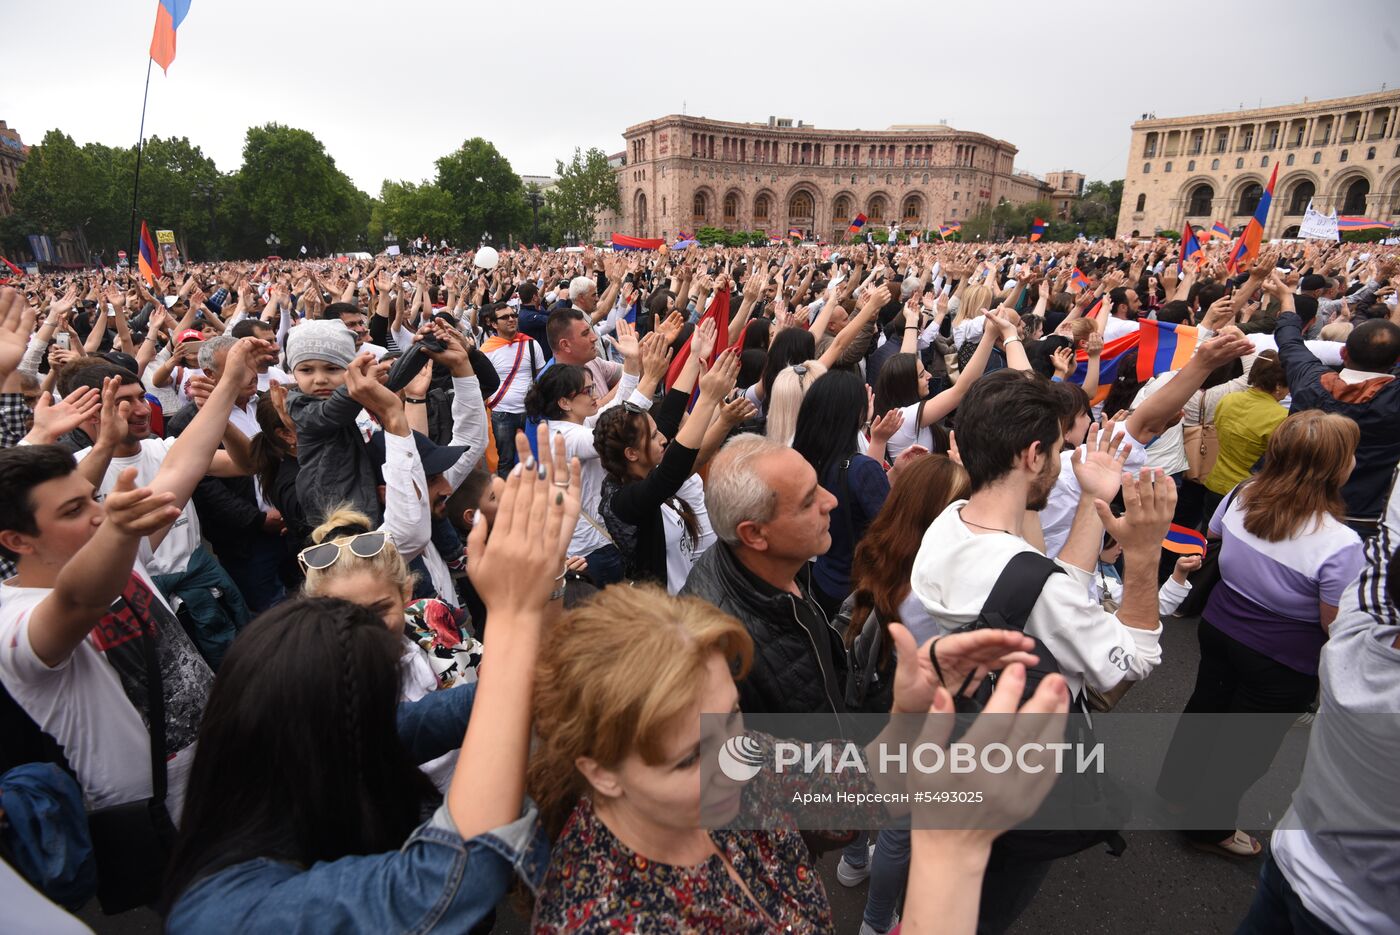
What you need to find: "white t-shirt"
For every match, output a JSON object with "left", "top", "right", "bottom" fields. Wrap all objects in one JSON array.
[
  {"left": 0, "top": 564, "right": 210, "bottom": 815},
  {"left": 1130, "top": 372, "right": 1189, "bottom": 477},
  {"left": 257, "top": 365, "right": 291, "bottom": 392},
  {"left": 885, "top": 401, "right": 937, "bottom": 461},
  {"left": 553, "top": 419, "right": 612, "bottom": 557},
  {"left": 661, "top": 474, "right": 715, "bottom": 594},
  {"left": 73, "top": 437, "right": 201, "bottom": 576},
  {"left": 483, "top": 338, "right": 545, "bottom": 414}
]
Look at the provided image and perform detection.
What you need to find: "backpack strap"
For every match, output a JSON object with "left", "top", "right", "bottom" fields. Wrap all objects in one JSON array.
[{"left": 977, "top": 551, "right": 1065, "bottom": 634}]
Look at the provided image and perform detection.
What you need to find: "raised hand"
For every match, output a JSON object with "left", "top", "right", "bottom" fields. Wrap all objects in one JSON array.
[
  {"left": 1071, "top": 419, "right": 1130, "bottom": 503},
  {"left": 0, "top": 287, "right": 35, "bottom": 378},
  {"left": 103, "top": 467, "right": 181, "bottom": 539},
  {"left": 27, "top": 386, "right": 101, "bottom": 444},
  {"left": 1050, "top": 346, "right": 1074, "bottom": 379},
  {"left": 697, "top": 347, "right": 740, "bottom": 401},
  {"left": 639, "top": 330, "right": 672, "bottom": 384},
  {"left": 869, "top": 407, "right": 905, "bottom": 446},
  {"left": 717, "top": 394, "right": 757, "bottom": 428},
  {"left": 1093, "top": 467, "right": 1176, "bottom": 557},
  {"left": 691, "top": 316, "right": 718, "bottom": 362}
]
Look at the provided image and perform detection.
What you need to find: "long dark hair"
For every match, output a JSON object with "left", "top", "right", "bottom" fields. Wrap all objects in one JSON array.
[
  {"left": 164, "top": 598, "right": 435, "bottom": 907},
  {"left": 873, "top": 352, "right": 921, "bottom": 415},
  {"left": 524, "top": 364, "right": 587, "bottom": 420},
  {"left": 760, "top": 328, "right": 816, "bottom": 405},
  {"left": 250, "top": 394, "right": 294, "bottom": 497},
  {"left": 792, "top": 370, "right": 866, "bottom": 481},
  {"left": 592, "top": 407, "right": 699, "bottom": 547},
  {"left": 1100, "top": 348, "right": 1142, "bottom": 418}
]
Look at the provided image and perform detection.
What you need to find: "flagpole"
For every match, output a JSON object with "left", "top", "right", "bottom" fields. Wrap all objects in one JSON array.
[{"left": 127, "top": 56, "right": 154, "bottom": 280}]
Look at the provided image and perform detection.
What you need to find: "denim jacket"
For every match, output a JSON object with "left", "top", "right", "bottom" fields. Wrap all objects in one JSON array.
[{"left": 166, "top": 685, "right": 550, "bottom": 934}]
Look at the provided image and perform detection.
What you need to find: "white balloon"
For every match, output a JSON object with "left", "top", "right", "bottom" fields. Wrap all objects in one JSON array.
[{"left": 473, "top": 246, "right": 499, "bottom": 270}]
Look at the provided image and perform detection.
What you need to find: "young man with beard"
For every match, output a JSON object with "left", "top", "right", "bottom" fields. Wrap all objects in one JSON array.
[{"left": 908, "top": 368, "right": 1177, "bottom": 933}]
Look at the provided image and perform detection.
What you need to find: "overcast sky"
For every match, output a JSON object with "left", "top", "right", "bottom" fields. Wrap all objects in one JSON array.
[{"left": 6, "top": 0, "right": 1398, "bottom": 196}]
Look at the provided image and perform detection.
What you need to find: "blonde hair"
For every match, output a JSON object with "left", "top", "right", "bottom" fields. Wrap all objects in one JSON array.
[
  {"left": 529, "top": 585, "right": 753, "bottom": 838},
  {"left": 954, "top": 283, "right": 995, "bottom": 325},
  {"left": 765, "top": 359, "right": 826, "bottom": 446},
  {"left": 302, "top": 506, "right": 415, "bottom": 600}
]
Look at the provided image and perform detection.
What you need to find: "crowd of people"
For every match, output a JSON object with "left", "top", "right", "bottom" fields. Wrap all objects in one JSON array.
[{"left": 0, "top": 232, "right": 1397, "bottom": 934}]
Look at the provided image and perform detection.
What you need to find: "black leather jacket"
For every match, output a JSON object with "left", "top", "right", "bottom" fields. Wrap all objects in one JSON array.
[{"left": 681, "top": 542, "right": 848, "bottom": 716}]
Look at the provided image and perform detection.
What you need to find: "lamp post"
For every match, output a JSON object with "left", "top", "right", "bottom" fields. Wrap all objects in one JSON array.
[
  {"left": 196, "top": 181, "right": 217, "bottom": 260},
  {"left": 527, "top": 189, "right": 543, "bottom": 245},
  {"left": 265, "top": 233, "right": 281, "bottom": 257}
]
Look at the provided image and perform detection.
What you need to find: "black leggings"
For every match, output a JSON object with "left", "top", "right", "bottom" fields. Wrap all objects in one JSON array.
[{"left": 1156, "top": 619, "right": 1318, "bottom": 843}]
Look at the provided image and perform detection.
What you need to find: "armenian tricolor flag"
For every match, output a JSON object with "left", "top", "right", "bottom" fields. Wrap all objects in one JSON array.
[
  {"left": 610, "top": 233, "right": 665, "bottom": 250},
  {"left": 848, "top": 213, "right": 867, "bottom": 235},
  {"left": 1162, "top": 523, "right": 1208, "bottom": 556},
  {"left": 149, "top": 0, "right": 192, "bottom": 74},
  {"left": 1135, "top": 319, "right": 1199, "bottom": 381},
  {"left": 787, "top": 228, "right": 803, "bottom": 240},
  {"left": 1227, "top": 165, "right": 1278, "bottom": 273},
  {"left": 0, "top": 256, "right": 23, "bottom": 279},
  {"left": 1180, "top": 222, "right": 1204, "bottom": 268},
  {"left": 1337, "top": 216, "right": 1394, "bottom": 232},
  {"left": 1069, "top": 267, "right": 1091, "bottom": 292},
  {"left": 138, "top": 221, "right": 159, "bottom": 286},
  {"left": 938, "top": 222, "right": 961, "bottom": 239},
  {"left": 1210, "top": 221, "right": 1232, "bottom": 241},
  {"left": 1029, "top": 217, "right": 1046, "bottom": 242},
  {"left": 1069, "top": 330, "right": 1140, "bottom": 405}
]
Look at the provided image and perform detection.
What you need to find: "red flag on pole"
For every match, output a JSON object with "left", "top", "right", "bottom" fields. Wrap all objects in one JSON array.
[{"left": 665, "top": 288, "right": 730, "bottom": 390}]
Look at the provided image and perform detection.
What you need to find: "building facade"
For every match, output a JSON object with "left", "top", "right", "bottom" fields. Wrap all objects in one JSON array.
[
  {"left": 0, "top": 120, "right": 27, "bottom": 217},
  {"left": 1044, "top": 170, "right": 1086, "bottom": 221},
  {"left": 1117, "top": 90, "right": 1400, "bottom": 239},
  {"left": 600, "top": 115, "right": 1054, "bottom": 242}
]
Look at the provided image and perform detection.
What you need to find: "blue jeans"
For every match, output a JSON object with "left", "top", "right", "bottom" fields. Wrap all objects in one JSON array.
[
  {"left": 217, "top": 532, "right": 286, "bottom": 614},
  {"left": 490, "top": 410, "right": 527, "bottom": 478},
  {"left": 584, "top": 544, "right": 625, "bottom": 588},
  {"left": 1236, "top": 853, "right": 1341, "bottom": 934},
  {"left": 862, "top": 828, "right": 910, "bottom": 931}
]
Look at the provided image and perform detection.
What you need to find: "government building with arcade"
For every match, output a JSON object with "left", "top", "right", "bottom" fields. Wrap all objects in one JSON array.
[
  {"left": 1117, "top": 89, "right": 1400, "bottom": 239},
  {"left": 595, "top": 114, "right": 1072, "bottom": 242}
]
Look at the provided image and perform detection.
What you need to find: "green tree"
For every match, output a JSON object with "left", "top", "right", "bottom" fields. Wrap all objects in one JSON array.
[
  {"left": 9, "top": 130, "right": 114, "bottom": 260},
  {"left": 374, "top": 180, "right": 457, "bottom": 245},
  {"left": 435, "top": 138, "right": 528, "bottom": 245},
  {"left": 1073, "top": 180, "right": 1123, "bottom": 239},
  {"left": 234, "top": 123, "right": 369, "bottom": 256},
  {"left": 544, "top": 147, "right": 619, "bottom": 246}
]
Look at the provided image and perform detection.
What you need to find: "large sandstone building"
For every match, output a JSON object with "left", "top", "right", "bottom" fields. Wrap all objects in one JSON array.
[
  {"left": 1117, "top": 89, "right": 1400, "bottom": 239},
  {"left": 596, "top": 115, "right": 1057, "bottom": 242},
  {"left": 0, "top": 120, "right": 27, "bottom": 217}
]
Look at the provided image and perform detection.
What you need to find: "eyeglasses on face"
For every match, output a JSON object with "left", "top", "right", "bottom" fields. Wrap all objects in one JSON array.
[
  {"left": 298, "top": 531, "right": 388, "bottom": 571},
  {"left": 495, "top": 313, "right": 519, "bottom": 321}
]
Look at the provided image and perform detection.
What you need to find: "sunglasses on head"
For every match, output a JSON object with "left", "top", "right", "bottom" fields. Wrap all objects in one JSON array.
[{"left": 298, "top": 531, "right": 388, "bottom": 571}]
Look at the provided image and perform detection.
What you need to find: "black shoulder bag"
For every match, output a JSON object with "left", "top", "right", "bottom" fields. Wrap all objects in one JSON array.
[
  {"left": 86, "top": 620, "right": 177, "bottom": 915},
  {"left": 950, "top": 551, "right": 1131, "bottom": 862}
]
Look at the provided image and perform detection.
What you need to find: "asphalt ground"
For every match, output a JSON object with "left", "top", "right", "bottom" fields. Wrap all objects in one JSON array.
[{"left": 81, "top": 615, "right": 1273, "bottom": 935}]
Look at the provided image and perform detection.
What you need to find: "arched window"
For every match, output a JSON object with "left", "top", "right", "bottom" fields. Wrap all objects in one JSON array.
[
  {"left": 1312, "top": 152, "right": 1322, "bottom": 164},
  {"left": 867, "top": 195, "right": 888, "bottom": 223},
  {"left": 692, "top": 192, "right": 707, "bottom": 220},
  {"left": 1165, "top": 161, "right": 1173, "bottom": 173},
  {"left": 1186, "top": 184, "right": 1214, "bottom": 216},
  {"left": 1187, "top": 160, "right": 1195, "bottom": 171},
  {"left": 1286, "top": 154, "right": 1295, "bottom": 166},
  {"left": 723, "top": 192, "right": 738, "bottom": 221},
  {"left": 661, "top": 197, "right": 666, "bottom": 216},
  {"left": 1236, "top": 183, "right": 1263, "bottom": 216},
  {"left": 1235, "top": 158, "right": 1244, "bottom": 169},
  {"left": 1342, "top": 178, "right": 1370, "bottom": 214},
  {"left": 1366, "top": 147, "right": 1376, "bottom": 160},
  {"left": 902, "top": 195, "right": 923, "bottom": 220},
  {"left": 635, "top": 192, "right": 648, "bottom": 234},
  {"left": 922, "top": 174, "right": 930, "bottom": 184},
  {"left": 753, "top": 194, "right": 770, "bottom": 221},
  {"left": 1260, "top": 156, "right": 1269, "bottom": 168},
  {"left": 832, "top": 195, "right": 852, "bottom": 222},
  {"left": 789, "top": 191, "right": 814, "bottom": 218},
  {"left": 1143, "top": 162, "right": 1151, "bottom": 173},
  {"left": 1211, "top": 159, "right": 1220, "bottom": 170},
  {"left": 1339, "top": 149, "right": 1349, "bottom": 163},
  {"left": 1285, "top": 180, "right": 1314, "bottom": 216},
  {"left": 1134, "top": 193, "right": 1146, "bottom": 212}
]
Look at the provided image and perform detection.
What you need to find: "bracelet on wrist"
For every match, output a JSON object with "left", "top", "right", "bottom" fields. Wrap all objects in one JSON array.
[{"left": 403, "top": 396, "right": 428, "bottom": 405}]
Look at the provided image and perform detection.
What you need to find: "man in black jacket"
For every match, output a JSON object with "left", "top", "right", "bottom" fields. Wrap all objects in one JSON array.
[{"left": 680, "top": 433, "right": 846, "bottom": 716}]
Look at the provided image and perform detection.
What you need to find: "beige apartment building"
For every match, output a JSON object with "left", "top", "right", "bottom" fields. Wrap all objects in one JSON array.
[
  {"left": 596, "top": 115, "right": 1057, "bottom": 242},
  {"left": 1117, "top": 90, "right": 1400, "bottom": 239}
]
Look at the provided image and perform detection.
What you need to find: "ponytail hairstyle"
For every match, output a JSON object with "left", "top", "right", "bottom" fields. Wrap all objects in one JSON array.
[
  {"left": 592, "top": 407, "right": 699, "bottom": 548},
  {"left": 523, "top": 364, "right": 588, "bottom": 421},
  {"left": 302, "top": 506, "right": 415, "bottom": 602}
]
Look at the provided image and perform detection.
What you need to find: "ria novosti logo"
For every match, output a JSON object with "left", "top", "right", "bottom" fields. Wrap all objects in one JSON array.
[{"left": 717, "top": 735, "right": 766, "bottom": 782}]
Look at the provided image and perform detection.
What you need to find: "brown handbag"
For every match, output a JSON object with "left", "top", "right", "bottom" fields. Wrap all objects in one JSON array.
[{"left": 1183, "top": 390, "right": 1219, "bottom": 482}]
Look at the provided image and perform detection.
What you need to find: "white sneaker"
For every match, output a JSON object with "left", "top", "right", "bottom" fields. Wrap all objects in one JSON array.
[
  {"left": 859, "top": 913, "right": 899, "bottom": 935},
  {"left": 836, "top": 844, "right": 876, "bottom": 886}
]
